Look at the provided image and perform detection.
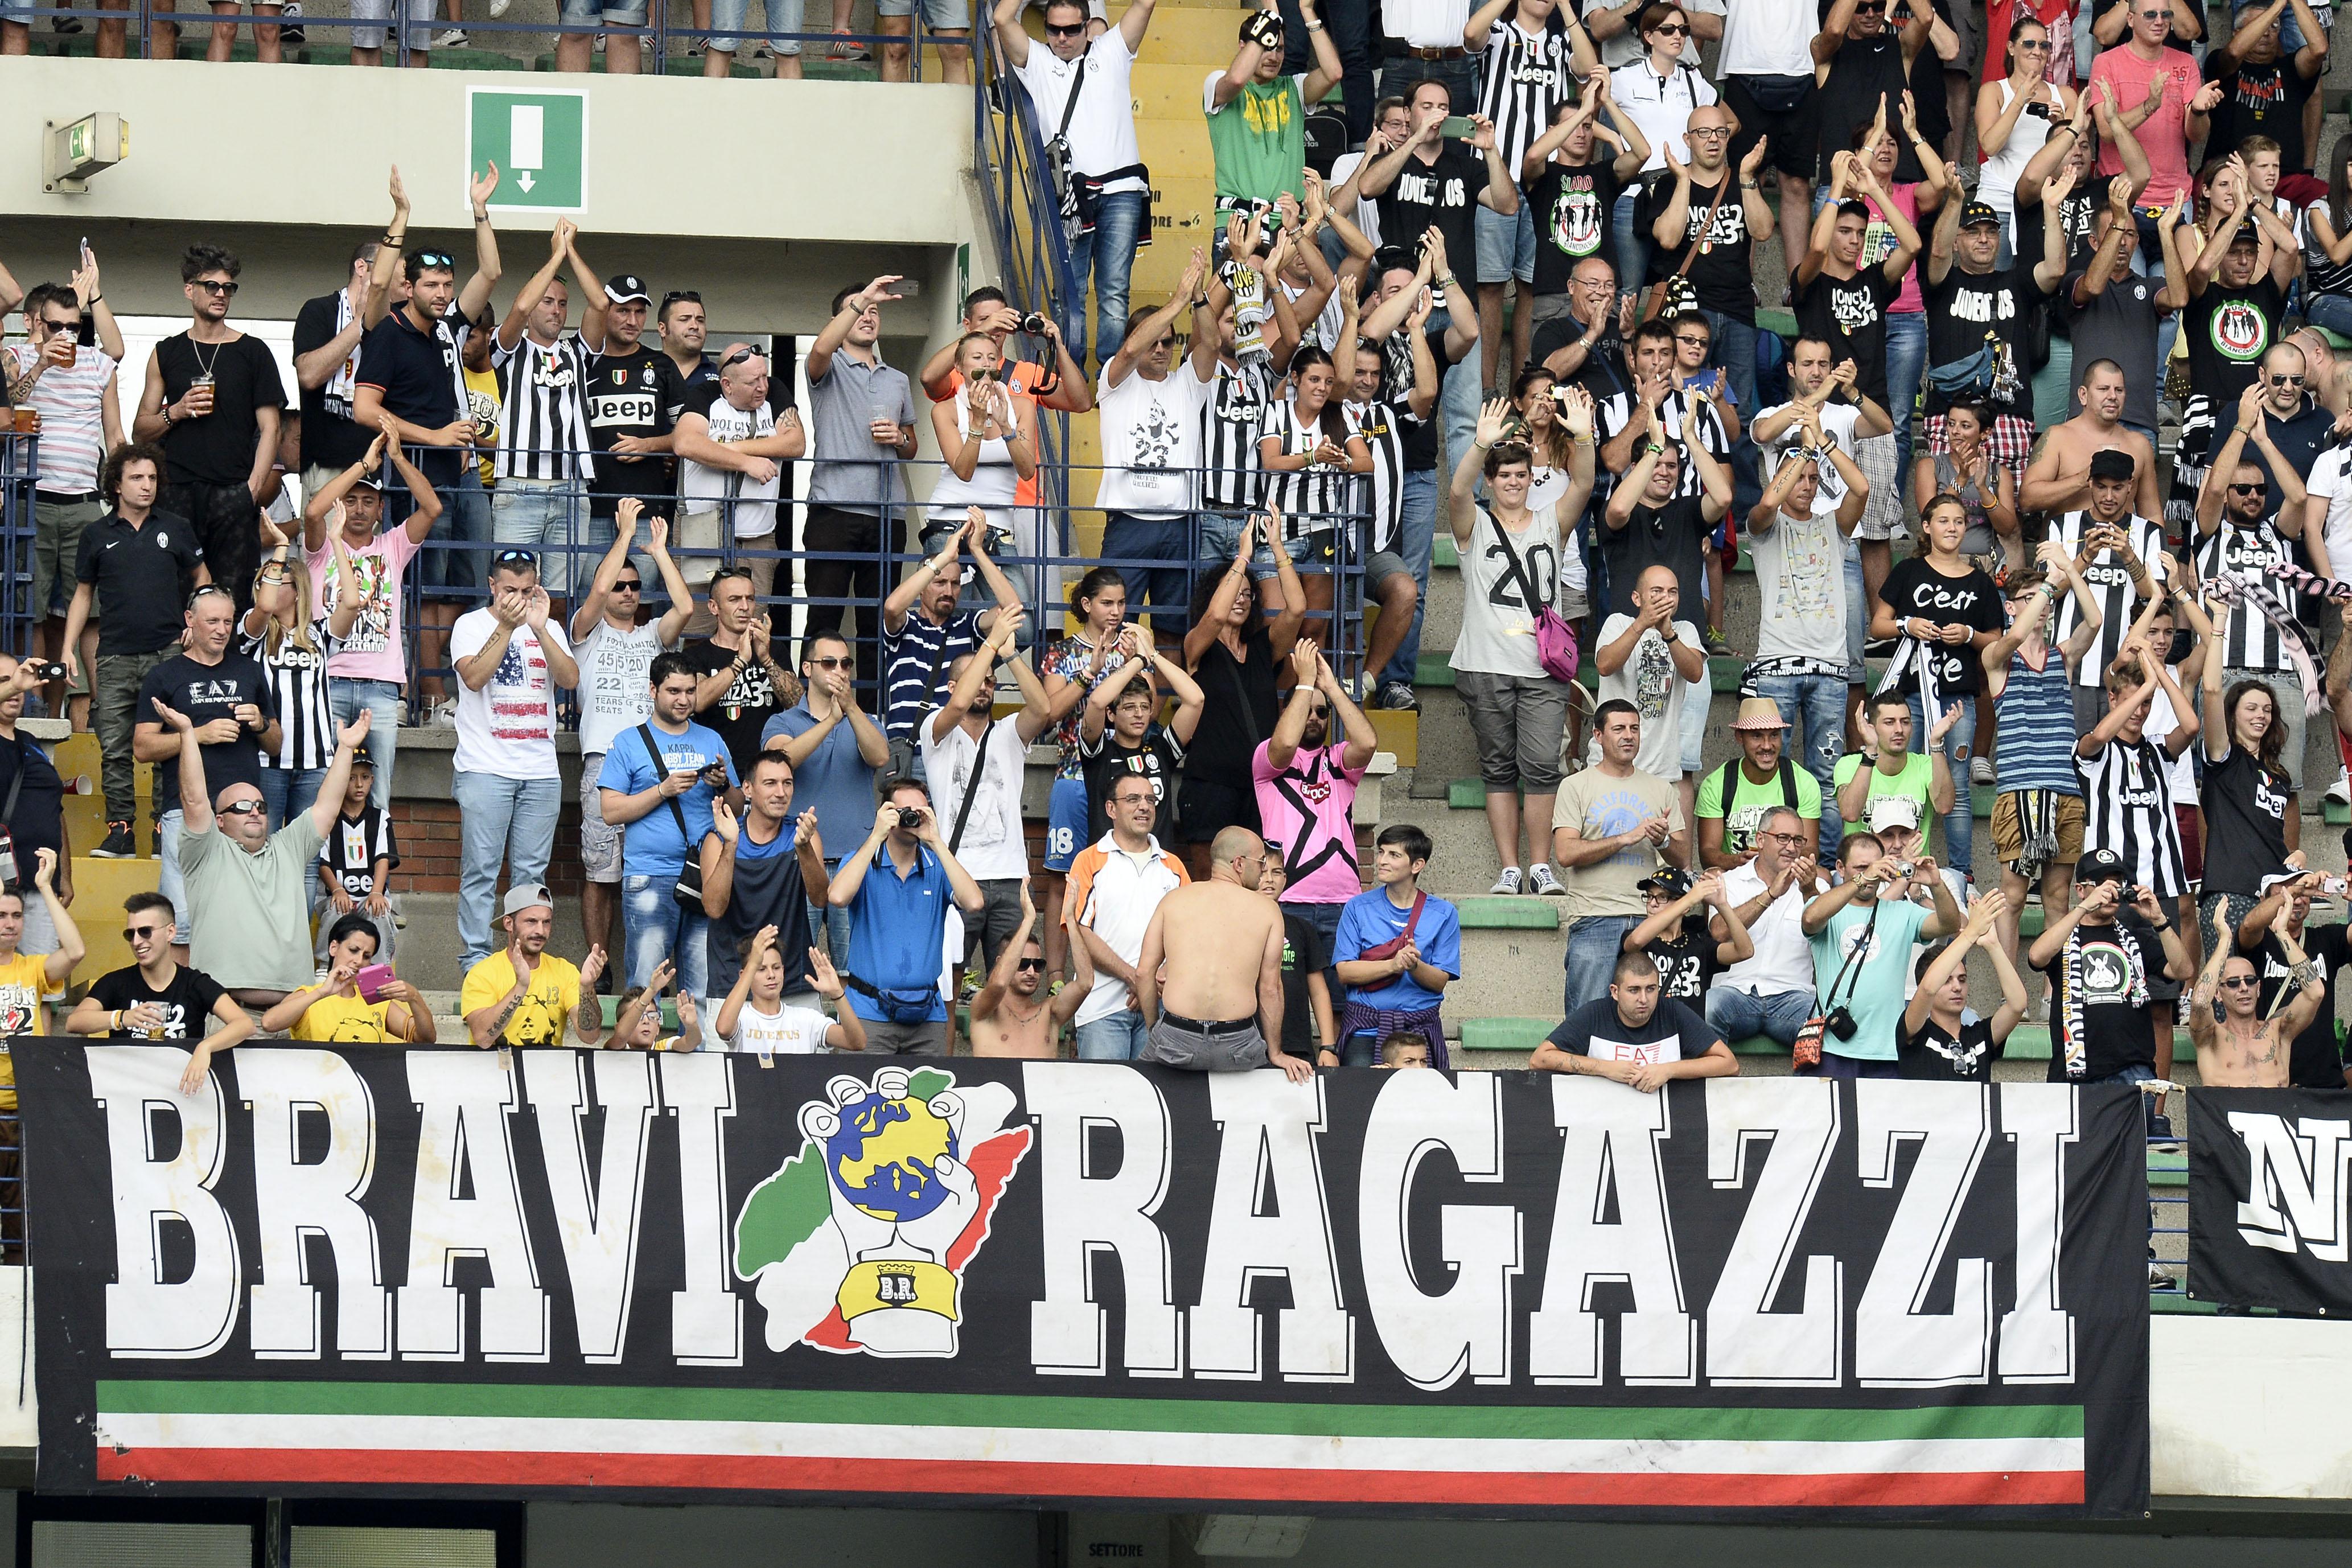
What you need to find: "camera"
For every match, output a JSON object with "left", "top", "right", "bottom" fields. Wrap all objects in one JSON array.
[
  {"left": 898, "top": 808, "right": 926, "bottom": 830},
  {"left": 27, "top": 661, "right": 65, "bottom": 682},
  {"left": 1021, "top": 311, "right": 1050, "bottom": 336},
  {"left": 1823, "top": 1006, "right": 1858, "bottom": 1042},
  {"left": 1890, "top": 860, "right": 1914, "bottom": 878},
  {"left": 700, "top": 761, "right": 730, "bottom": 786}
]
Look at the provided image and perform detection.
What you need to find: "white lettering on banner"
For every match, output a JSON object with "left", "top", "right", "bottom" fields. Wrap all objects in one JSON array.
[
  {"left": 663, "top": 1052, "right": 745, "bottom": 1364},
  {"left": 1854, "top": 1083, "right": 1992, "bottom": 1387},
  {"left": 1357, "top": 1069, "right": 1522, "bottom": 1391},
  {"left": 1703, "top": 1077, "right": 1841, "bottom": 1386},
  {"left": 398, "top": 1052, "right": 549, "bottom": 1363},
  {"left": 1999, "top": 1083, "right": 2079, "bottom": 1382},
  {"left": 1527, "top": 1079, "right": 1695, "bottom": 1385},
  {"left": 90, "top": 1046, "right": 241, "bottom": 1359},
  {"left": 524, "top": 1050, "right": 657, "bottom": 1365},
  {"left": 244, "top": 1049, "right": 390, "bottom": 1361},
  {"left": 2228, "top": 1109, "right": 2351, "bottom": 1261},
  {"left": 1025, "top": 1063, "right": 1183, "bottom": 1377},
  {"left": 1190, "top": 1073, "right": 1353, "bottom": 1382}
]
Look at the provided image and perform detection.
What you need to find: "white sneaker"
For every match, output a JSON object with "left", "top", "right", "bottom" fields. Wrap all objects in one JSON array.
[
  {"left": 1970, "top": 756, "right": 1995, "bottom": 787},
  {"left": 429, "top": 698, "right": 458, "bottom": 729},
  {"left": 1526, "top": 863, "right": 1564, "bottom": 896},
  {"left": 1489, "top": 866, "right": 1523, "bottom": 895},
  {"left": 2329, "top": 772, "right": 2350, "bottom": 805},
  {"left": 430, "top": 27, "right": 466, "bottom": 46},
  {"left": 488, "top": 0, "right": 509, "bottom": 14}
]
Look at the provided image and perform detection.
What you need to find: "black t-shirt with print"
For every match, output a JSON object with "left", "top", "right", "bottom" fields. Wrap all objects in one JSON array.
[
  {"left": 2205, "top": 55, "right": 2321, "bottom": 171},
  {"left": 2185, "top": 274, "right": 2287, "bottom": 409},
  {"left": 1546, "top": 995, "right": 1722, "bottom": 1061},
  {"left": 1644, "top": 927, "right": 1721, "bottom": 1003},
  {"left": 87, "top": 962, "right": 228, "bottom": 1040},
  {"left": 1921, "top": 257, "right": 2053, "bottom": 421},
  {"left": 2251, "top": 923, "right": 2352, "bottom": 1090},
  {"left": 680, "top": 639, "right": 782, "bottom": 779},
  {"left": 1899, "top": 1009, "right": 2004, "bottom": 1081},
  {"left": 583, "top": 344, "right": 689, "bottom": 515},
  {"left": 1634, "top": 174, "right": 1757, "bottom": 322},
  {"left": 1791, "top": 267, "right": 1899, "bottom": 409},
  {"left": 138, "top": 651, "right": 278, "bottom": 811},
  {"left": 1079, "top": 729, "right": 1187, "bottom": 846},
  {"left": 2201, "top": 745, "right": 2292, "bottom": 897},
  {"left": 1528, "top": 158, "right": 1622, "bottom": 297},
  {"left": 2041, "top": 911, "right": 2164, "bottom": 1081},
  {"left": 1603, "top": 495, "right": 1709, "bottom": 621},
  {"left": 1279, "top": 911, "right": 1330, "bottom": 1060},
  {"left": 1377, "top": 145, "right": 1487, "bottom": 285},
  {"left": 1876, "top": 555, "right": 2004, "bottom": 698}
]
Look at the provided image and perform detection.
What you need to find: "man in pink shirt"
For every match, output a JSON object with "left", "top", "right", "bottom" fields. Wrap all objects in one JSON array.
[
  {"left": 1253, "top": 641, "right": 1379, "bottom": 987},
  {"left": 302, "top": 417, "right": 442, "bottom": 809},
  {"left": 2089, "top": 0, "right": 2222, "bottom": 261}
]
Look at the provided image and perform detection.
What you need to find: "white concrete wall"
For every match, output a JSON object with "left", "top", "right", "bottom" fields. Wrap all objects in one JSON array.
[{"left": 2152, "top": 1315, "right": 2352, "bottom": 1501}]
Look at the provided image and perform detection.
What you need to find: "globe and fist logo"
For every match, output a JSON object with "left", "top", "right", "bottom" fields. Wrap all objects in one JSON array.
[{"left": 733, "top": 1067, "right": 1031, "bottom": 1359}]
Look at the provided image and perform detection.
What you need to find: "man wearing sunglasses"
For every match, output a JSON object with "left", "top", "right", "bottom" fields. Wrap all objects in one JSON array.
[
  {"left": 2194, "top": 390, "right": 2313, "bottom": 788},
  {"left": 2189, "top": 899, "right": 2319, "bottom": 1088},
  {"left": 151, "top": 698, "right": 373, "bottom": 1021},
  {"left": 968, "top": 882, "right": 1090, "bottom": 1057},
  {"left": 2086, "top": 0, "right": 2214, "bottom": 247},
  {"left": 66, "top": 892, "right": 253, "bottom": 1097},
  {"left": 131, "top": 244, "right": 286, "bottom": 620}
]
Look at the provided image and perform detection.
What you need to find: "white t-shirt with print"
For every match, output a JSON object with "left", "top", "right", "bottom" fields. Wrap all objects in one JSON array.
[
  {"left": 729, "top": 1001, "right": 833, "bottom": 1057},
  {"left": 450, "top": 611, "right": 571, "bottom": 780},
  {"left": 916, "top": 711, "right": 1031, "bottom": 882},
  {"left": 1094, "top": 359, "right": 1212, "bottom": 518},
  {"left": 1593, "top": 616, "right": 1704, "bottom": 780},
  {"left": 575, "top": 617, "right": 672, "bottom": 758}
]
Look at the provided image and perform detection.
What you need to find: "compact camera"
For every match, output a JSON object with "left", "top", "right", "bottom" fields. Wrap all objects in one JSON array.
[
  {"left": 898, "top": 808, "right": 927, "bottom": 831},
  {"left": 1823, "top": 1007, "right": 1858, "bottom": 1042}
]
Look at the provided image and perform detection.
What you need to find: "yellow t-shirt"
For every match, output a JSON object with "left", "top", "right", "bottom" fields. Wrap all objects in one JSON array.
[
  {"left": 0, "top": 952, "right": 64, "bottom": 1111},
  {"left": 290, "top": 989, "right": 401, "bottom": 1044},
  {"left": 463, "top": 362, "right": 501, "bottom": 488},
  {"left": 459, "top": 952, "right": 582, "bottom": 1048}
]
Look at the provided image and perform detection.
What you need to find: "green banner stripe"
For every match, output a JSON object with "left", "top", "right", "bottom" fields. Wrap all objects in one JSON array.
[{"left": 96, "top": 1381, "right": 2083, "bottom": 1443}]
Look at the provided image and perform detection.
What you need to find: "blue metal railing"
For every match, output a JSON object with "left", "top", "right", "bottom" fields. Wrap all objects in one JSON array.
[{"left": 0, "top": 432, "right": 40, "bottom": 657}]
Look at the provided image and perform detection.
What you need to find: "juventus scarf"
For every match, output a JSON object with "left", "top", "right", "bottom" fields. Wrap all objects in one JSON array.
[{"left": 2200, "top": 568, "right": 2331, "bottom": 717}]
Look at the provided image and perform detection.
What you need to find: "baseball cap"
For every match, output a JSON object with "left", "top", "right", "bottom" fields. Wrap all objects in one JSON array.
[
  {"left": 2077, "top": 849, "right": 2128, "bottom": 886},
  {"left": 1638, "top": 868, "right": 1694, "bottom": 898},
  {"left": 607, "top": 273, "right": 652, "bottom": 305},
  {"left": 2088, "top": 448, "right": 2136, "bottom": 481},
  {"left": 1958, "top": 200, "right": 2002, "bottom": 230},
  {"left": 348, "top": 473, "right": 383, "bottom": 491},
  {"left": 1867, "top": 795, "right": 1921, "bottom": 834},
  {"left": 501, "top": 882, "right": 555, "bottom": 920}
]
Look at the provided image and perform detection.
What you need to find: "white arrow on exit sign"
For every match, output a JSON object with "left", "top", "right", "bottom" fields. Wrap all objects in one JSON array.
[{"left": 512, "top": 104, "right": 542, "bottom": 192}]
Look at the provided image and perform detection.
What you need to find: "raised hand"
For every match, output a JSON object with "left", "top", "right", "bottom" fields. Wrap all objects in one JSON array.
[
  {"left": 336, "top": 709, "right": 373, "bottom": 751},
  {"left": 1474, "top": 396, "right": 1514, "bottom": 449},
  {"left": 852, "top": 275, "right": 904, "bottom": 313},
  {"left": 710, "top": 796, "right": 739, "bottom": 843},
  {"left": 1740, "top": 135, "right": 1768, "bottom": 181},
  {"left": 578, "top": 943, "right": 607, "bottom": 992},
  {"left": 1559, "top": 383, "right": 1596, "bottom": 440},
  {"left": 468, "top": 159, "right": 500, "bottom": 211}
]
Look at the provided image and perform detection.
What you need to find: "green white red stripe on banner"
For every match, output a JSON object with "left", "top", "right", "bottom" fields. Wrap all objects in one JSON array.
[{"left": 91, "top": 1382, "right": 2086, "bottom": 1509}]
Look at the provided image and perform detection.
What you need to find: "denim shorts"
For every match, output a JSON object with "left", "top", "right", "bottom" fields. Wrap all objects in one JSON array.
[
  {"left": 1475, "top": 203, "right": 1537, "bottom": 286},
  {"left": 708, "top": 0, "right": 796, "bottom": 51},
  {"left": 874, "top": 0, "right": 969, "bottom": 24},
  {"left": 560, "top": 0, "right": 649, "bottom": 22}
]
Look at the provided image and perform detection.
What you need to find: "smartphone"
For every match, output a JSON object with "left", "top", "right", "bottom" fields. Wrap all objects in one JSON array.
[
  {"left": 1441, "top": 115, "right": 1475, "bottom": 139},
  {"left": 355, "top": 964, "right": 396, "bottom": 1004}
]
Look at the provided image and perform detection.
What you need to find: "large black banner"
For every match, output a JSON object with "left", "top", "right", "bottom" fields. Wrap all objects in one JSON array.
[
  {"left": 17, "top": 1043, "right": 2151, "bottom": 1517},
  {"left": 2189, "top": 1086, "right": 2352, "bottom": 1314}
]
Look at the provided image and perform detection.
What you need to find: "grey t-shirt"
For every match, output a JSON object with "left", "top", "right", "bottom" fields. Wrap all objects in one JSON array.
[
  {"left": 805, "top": 348, "right": 915, "bottom": 513},
  {"left": 182, "top": 812, "right": 327, "bottom": 994},
  {"left": 2064, "top": 269, "right": 2162, "bottom": 433}
]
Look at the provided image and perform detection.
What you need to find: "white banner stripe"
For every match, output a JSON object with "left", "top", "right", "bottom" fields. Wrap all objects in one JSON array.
[{"left": 96, "top": 1413, "right": 2084, "bottom": 1478}]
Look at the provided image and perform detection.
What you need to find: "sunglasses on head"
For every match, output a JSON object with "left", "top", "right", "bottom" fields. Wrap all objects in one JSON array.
[
  {"left": 414, "top": 252, "right": 456, "bottom": 270},
  {"left": 188, "top": 585, "right": 233, "bottom": 607},
  {"left": 722, "top": 347, "right": 763, "bottom": 369},
  {"left": 660, "top": 289, "right": 702, "bottom": 309},
  {"left": 495, "top": 548, "right": 538, "bottom": 567}
]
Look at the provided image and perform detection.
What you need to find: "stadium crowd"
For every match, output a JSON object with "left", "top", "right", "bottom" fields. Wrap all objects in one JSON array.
[{"left": 0, "top": 0, "right": 2348, "bottom": 1121}]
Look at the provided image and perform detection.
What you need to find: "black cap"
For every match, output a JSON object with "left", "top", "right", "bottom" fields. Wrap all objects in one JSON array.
[
  {"left": 1958, "top": 200, "right": 2002, "bottom": 230},
  {"left": 348, "top": 474, "right": 383, "bottom": 491},
  {"left": 2228, "top": 219, "right": 2261, "bottom": 246},
  {"left": 2088, "top": 448, "right": 2136, "bottom": 481},
  {"left": 2078, "top": 848, "right": 2128, "bottom": 886},
  {"left": 607, "top": 274, "right": 652, "bottom": 304},
  {"left": 1638, "top": 868, "right": 1694, "bottom": 898}
]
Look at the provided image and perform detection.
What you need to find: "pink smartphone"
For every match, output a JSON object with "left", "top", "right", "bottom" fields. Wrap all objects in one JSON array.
[{"left": 355, "top": 964, "right": 396, "bottom": 1003}]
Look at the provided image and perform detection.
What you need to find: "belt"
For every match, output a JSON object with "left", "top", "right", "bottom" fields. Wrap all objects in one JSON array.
[
  {"left": 1386, "top": 41, "right": 1467, "bottom": 58},
  {"left": 35, "top": 489, "right": 99, "bottom": 504},
  {"left": 1158, "top": 1009, "right": 1257, "bottom": 1035}
]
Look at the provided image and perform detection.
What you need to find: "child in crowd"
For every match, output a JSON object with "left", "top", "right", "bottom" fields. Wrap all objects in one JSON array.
[
  {"left": 1900, "top": 892, "right": 2028, "bottom": 1080},
  {"left": 716, "top": 924, "right": 864, "bottom": 1057},
  {"left": 1333, "top": 824, "right": 1461, "bottom": 1069},
  {"left": 317, "top": 756, "right": 397, "bottom": 961},
  {"left": 1622, "top": 867, "right": 1754, "bottom": 1006},
  {"left": 1378, "top": 1034, "right": 1431, "bottom": 1068},
  {"left": 612, "top": 960, "right": 703, "bottom": 1053}
]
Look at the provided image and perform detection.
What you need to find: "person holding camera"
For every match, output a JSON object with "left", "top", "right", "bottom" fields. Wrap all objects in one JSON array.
[
  {"left": 597, "top": 652, "right": 741, "bottom": 1003},
  {"left": 1801, "top": 829, "right": 1968, "bottom": 1075},
  {"left": 827, "top": 776, "right": 989, "bottom": 1057},
  {"left": 2030, "top": 846, "right": 2190, "bottom": 1090}
]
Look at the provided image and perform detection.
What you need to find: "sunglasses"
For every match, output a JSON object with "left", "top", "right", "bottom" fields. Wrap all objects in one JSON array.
[
  {"left": 1673, "top": 334, "right": 1709, "bottom": 345},
  {"left": 192, "top": 279, "right": 240, "bottom": 296},
  {"left": 2220, "top": 976, "right": 2261, "bottom": 989},
  {"left": 660, "top": 289, "right": 702, "bottom": 308},
  {"left": 712, "top": 565, "right": 756, "bottom": 585},
  {"left": 123, "top": 924, "right": 166, "bottom": 943},
  {"left": 413, "top": 252, "right": 457, "bottom": 270},
  {"left": 612, "top": 578, "right": 643, "bottom": 592},
  {"left": 188, "top": 585, "right": 233, "bottom": 607},
  {"left": 1651, "top": 19, "right": 1689, "bottom": 32},
  {"left": 39, "top": 316, "right": 77, "bottom": 332},
  {"left": 1852, "top": 1, "right": 1885, "bottom": 11},
  {"left": 2227, "top": 482, "right": 2269, "bottom": 496},
  {"left": 495, "top": 548, "right": 538, "bottom": 566},
  {"left": 2271, "top": 373, "right": 2307, "bottom": 386},
  {"left": 1015, "top": 957, "right": 1047, "bottom": 972},
  {"left": 219, "top": 799, "right": 267, "bottom": 817},
  {"left": 1044, "top": 19, "right": 1085, "bottom": 34},
  {"left": 722, "top": 347, "right": 764, "bottom": 368},
  {"left": 807, "top": 655, "right": 853, "bottom": 669}
]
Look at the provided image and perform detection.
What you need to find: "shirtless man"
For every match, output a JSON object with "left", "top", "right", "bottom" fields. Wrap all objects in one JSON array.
[
  {"left": 2190, "top": 907, "right": 2320, "bottom": 1087},
  {"left": 968, "top": 885, "right": 1091, "bottom": 1059},
  {"left": 2018, "top": 358, "right": 2164, "bottom": 523},
  {"left": 1133, "top": 826, "right": 1313, "bottom": 1081}
]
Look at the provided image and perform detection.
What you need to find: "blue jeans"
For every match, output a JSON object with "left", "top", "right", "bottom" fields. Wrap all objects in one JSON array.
[
  {"left": 1699, "top": 308, "right": 1762, "bottom": 517},
  {"left": 1908, "top": 691, "right": 1975, "bottom": 882},
  {"left": 330, "top": 677, "right": 405, "bottom": 812},
  {"left": 425, "top": 463, "right": 494, "bottom": 593},
  {"left": 1563, "top": 913, "right": 1642, "bottom": 1014},
  {"left": 1749, "top": 671, "right": 1847, "bottom": 861},
  {"left": 1378, "top": 468, "right": 1439, "bottom": 689},
  {"left": 623, "top": 873, "right": 710, "bottom": 998},
  {"left": 2305, "top": 292, "right": 2352, "bottom": 339},
  {"left": 1076, "top": 1010, "right": 1151, "bottom": 1061},
  {"left": 1842, "top": 549, "right": 1866, "bottom": 677},
  {"left": 811, "top": 865, "right": 854, "bottom": 964},
  {"left": 1611, "top": 185, "right": 1650, "bottom": 310},
  {"left": 1378, "top": 51, "right": 1477, "bottom": 116},
  {"left": 1282, "top": 896, "right": 1345, "bottom": 1000},
  {"left": 1064, "top": 189, "right": 1147, "bottom": 373},
  {"left": 1284, "top": 0, "right": 1376, "bottom": 140},
  {"left": 1885, "top": 312, "right": 1927, "bottom": 481},
  {"left": 257, "top": 766, "right": 327, "bottom": 835},
  {"left": 451, "top": 770, "right": 562, "bottom": 970},
  {"left": 1101, "top": 511, "right": 1192, "bottom": 632},
  {"left": 1437, "top": 310, "right": 1479, "bottom": 476},
  {"left": 493, "top": 479, "right": 611, "bottom": 599},
  {"left": 1705, "top": 984, "right": 1816, "bottom": 1048}
]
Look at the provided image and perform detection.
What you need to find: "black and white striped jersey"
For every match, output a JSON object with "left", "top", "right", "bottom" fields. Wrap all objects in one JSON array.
[
  {"left": 1198, "top": 355, "right": 1274, "bottom": 511},
  {"left": 2049, "top": 510, "right": 2165, "bottom": 689},
  {"left": 492, "top": 330, "right": 598, "bottom": 484},
  {"left": 1474, "top": 19, "right": 1578, "bottom": 177},
  {"left": 2079, "top": 735, "right": 2187, "bottom": 900},
  {"left": 2195, "top": 516, "right": 2292, "bottom": 672}
]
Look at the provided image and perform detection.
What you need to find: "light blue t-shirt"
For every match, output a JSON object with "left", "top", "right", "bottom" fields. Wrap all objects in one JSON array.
[
  {"left": 763, "top": 703, "right": 876, "bottom": 862},
  {"left": 1808, "top": 896, "right": 1928, "bottom": 1063},
  {"left": 1334, "top": 887, "right": 1462, "bottom": 1013},
  {"left": 597, "top": 719, "right": 739, "bottom": 881}
]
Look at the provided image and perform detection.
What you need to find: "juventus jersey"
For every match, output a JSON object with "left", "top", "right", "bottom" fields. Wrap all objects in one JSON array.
[
  {"left": 1474, "top": 19, "right": 1578, "bottom": 175},
  {"left": 1199, "top": 355, "right": 1274, "bottom": 511},
  {"left": 493, "top": 330, "right": 598, "bottom": 484},
  {"left": 2196, "top": 516, "right": 2292, "bottom": 672},
  {"left": 2079, "top": 735, "right": 2187, "bottom": 900},
  {"left": 1346, "top": 397, "right": 1413, "bottom": 556},
  {"left": 2049, "top": 510, "right": 2164, "bottom": 689}
]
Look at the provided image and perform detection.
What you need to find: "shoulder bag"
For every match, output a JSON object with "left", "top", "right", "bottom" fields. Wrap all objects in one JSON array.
[{"left": 1487, "top": 512, "right": 1581, "bottom": 683}]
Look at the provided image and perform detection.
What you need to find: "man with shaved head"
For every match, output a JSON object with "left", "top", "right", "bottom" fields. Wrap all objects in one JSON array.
[{"left": 1133, "top": 824, "right": 1313, "bottom": 1080}]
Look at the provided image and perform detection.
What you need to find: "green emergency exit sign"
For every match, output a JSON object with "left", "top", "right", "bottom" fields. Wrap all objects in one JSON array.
[{"left": 467, "top": 88, "right": 589, "bottom": 213}]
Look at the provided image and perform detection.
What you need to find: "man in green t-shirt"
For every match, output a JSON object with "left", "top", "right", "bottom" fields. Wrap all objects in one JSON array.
[
  {"left": 1697, "top": 697, "right": 1823, "bottom": 871},
  {"left": 1833, "top": 690, "right": 1958, "bottom": 851},
  {"left": 1203, "top": 0, "right": 1343, "bottom": 214}
]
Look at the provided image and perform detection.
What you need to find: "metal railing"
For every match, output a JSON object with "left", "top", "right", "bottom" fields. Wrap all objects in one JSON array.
[
  {"left": 0, "top": 433, "right": 40, "bottom": 657},
  {"left": 22, "top": 0, "right": 945, "bottom": 76}
]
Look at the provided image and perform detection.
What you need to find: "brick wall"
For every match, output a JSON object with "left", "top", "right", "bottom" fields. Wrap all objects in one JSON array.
[{"left": 387, "top": 799, "right": 588, "bottom": 899}]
